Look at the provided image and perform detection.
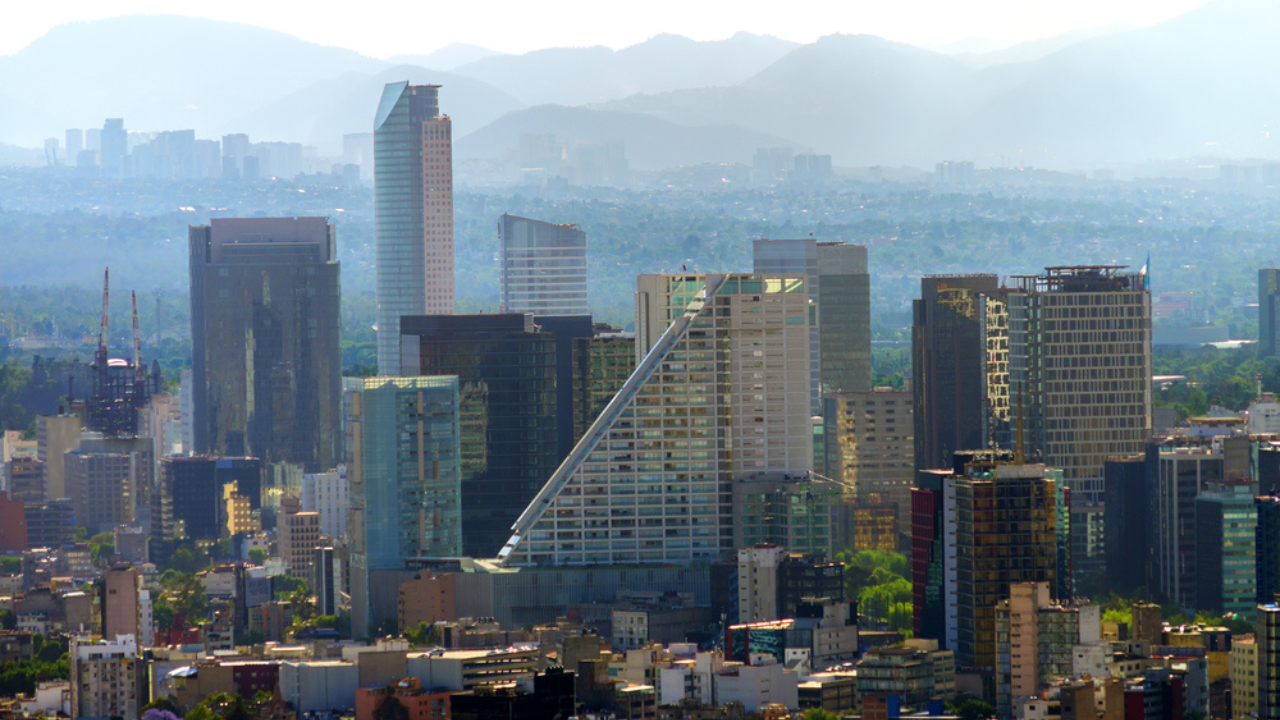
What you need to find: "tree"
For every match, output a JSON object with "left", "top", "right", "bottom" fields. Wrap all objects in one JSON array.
[
  {"left": 165, "top": 572, "right": 208, "bottom": 622},
  {"left": 0, "top": 609, "right": 16, "bottom": 630},
  {"left": 373, "top": 695, "right": 410, "bottom": 720},
  {"left": 947, "top": 697, "right": 995, "bottom": 720},
  {"left": 803, "top": 709, "right": 839, "bottom": 720},
  {"left": 248, "top": 549, "right": 266, "bottom": 565}
]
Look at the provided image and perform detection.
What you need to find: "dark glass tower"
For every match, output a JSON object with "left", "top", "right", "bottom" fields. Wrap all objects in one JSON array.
[
  {"left": 189, "top": 217, "right": 342, "bottom": 472},
  {"left": 160, "top": 457, "right": 262, "bottom": 542},
  {"left": 400, "top": 315, "right": 560, "bottom": 557},
  {"left": 911, "top": 275, "right": 1002, "bottom": 472}
]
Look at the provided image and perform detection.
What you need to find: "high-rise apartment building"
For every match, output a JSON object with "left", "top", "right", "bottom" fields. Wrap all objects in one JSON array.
[
  {"left": 912, "top": 275, "right": 1007, "bottom": 473},
  {"left": 500, "top": 273, "right": 813, "bottom": 567},
  {"left": 400, "top": 315, "right": 560, "bottom": 557},
  {"left": 499, "top": 214, "right": 588, "bottom": 317},
  {"left": 824, "top": 388, "right": 915, "bottom": 538},
  {"left": 64, "top": 449, "right": 137, "bottom": 533},
  {"left": 374, "top": 82, "right": 454, "bottom": 374},
  {"left": 345, "top": 376, "right": 461, "bottom": 635},
  {"left": 189, "top": 217, "right": 342, "bottom": 472},
  {"left": 1007, "top": 266, "right": 1151, "bottom": 502},
  {"left": 101, "top": 565, "right": 142, "bottom": 641},
  {"left": 1262, "top": 269, "right": 1280, "bottom": 358},
  {"left": 994, "top": 582, "right": 1102, "bottom": 719},
  {"left": 301, "top": 469, "right": 349, "bottom": 542},
  {"left": 753, "top": 239, "right": 871, "bottom": 412},
  {"left": 37, "top": 412, "right": 81, "bottom": 500},
  {"left": 70, "top": 635, "right": 146, "bottom": 720}
]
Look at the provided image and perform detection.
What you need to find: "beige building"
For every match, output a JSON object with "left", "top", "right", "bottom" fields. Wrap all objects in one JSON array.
[
  {"left": 222, "top": 481, "right": 256, "bottom": 536},
  {"left": 1232, "top": 635, "right": 1257, "bottom": 720},
  {"left": 502, "top": 273, "right": 813, "bottom": 566},
  {"left": 103, "top": 565, "right": 141, "bottom": 641},
  {"left": 824, "top": 388, "right": 914, "bottom": 537},
  {"left": 37, "top": 413, "right": 81, "bottom": 500},
  {"left": 279, "top": 507, "right": 321, "bottom": 578},
  {"left": 1008, "top": 266, "right": 1152, "bottom": 503},
  {"left": 64, "top": 449, "right": 136, "bottom": 533}
]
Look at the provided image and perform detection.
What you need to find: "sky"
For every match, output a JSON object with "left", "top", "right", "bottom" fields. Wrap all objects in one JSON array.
[{"left": 0, "top": 0, "right": 1214, "bottom": 58}]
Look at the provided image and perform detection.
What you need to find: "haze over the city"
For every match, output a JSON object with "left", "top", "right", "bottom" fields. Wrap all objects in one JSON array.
[{"left": 0, "top": 0, "right": 1213, "bottom": 57}]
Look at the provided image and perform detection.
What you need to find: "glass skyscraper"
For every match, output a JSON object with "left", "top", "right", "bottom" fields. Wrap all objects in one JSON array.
[
  {"left": 188, "top": 217, "right": 342, "bottom": 472},
  {"left": 374, "top": 82, "right": 454, "bottom": 375},
  {"left": 345, "top": 376, "right": 461, "bottom": 635},
  {"left": 499, "top": 214, "right": 588, "bottom": 317}
]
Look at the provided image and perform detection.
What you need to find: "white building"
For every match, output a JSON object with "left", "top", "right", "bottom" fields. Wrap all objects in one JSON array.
[
  {"left": 738, "top": 544, "right": 785, "bottom": 624},
  {"left": 278, "top": 661, "right": 359, "bottom": 712},
  {"left": 302, "top": 467, "right": 349, "bottom": 541},
  {"left": 1249, "top": 393, "right": 1280, "bottom": 434},
  {"left": 714, "top": 658, "right": 799, "bottom": 711}
]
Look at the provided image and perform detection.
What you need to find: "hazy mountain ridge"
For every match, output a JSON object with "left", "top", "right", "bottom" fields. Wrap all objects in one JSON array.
[{"left": 4, "top": 2, "right": 1280, "bottom": 171}]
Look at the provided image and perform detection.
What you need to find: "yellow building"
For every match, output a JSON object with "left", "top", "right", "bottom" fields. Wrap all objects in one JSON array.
[{"left": 1230, "top": 635, "right": 1257, "bottom": 720}]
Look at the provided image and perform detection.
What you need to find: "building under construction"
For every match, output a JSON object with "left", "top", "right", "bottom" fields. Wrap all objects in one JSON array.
[{"left": 83, "top": 269, "right": 161, "bottom": 437}]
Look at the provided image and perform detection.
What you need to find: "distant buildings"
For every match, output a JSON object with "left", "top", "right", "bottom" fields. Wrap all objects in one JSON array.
[
  {"left": 498, "top": 214, "right": 588, "bottom": 317},
  {"left": 374, "top": 82, "right": 454, "bottom": 374},
  {"left": 189, "top": 217, "right": 342, "bottom": 472}
]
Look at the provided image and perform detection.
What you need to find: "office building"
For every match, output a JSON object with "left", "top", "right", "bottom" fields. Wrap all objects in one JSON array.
[
  {"left": 1260, "top": 496, "right": 1280, "bottom": 604},
  {"left": 66, "top": 128, "right": 83, "bottom": 160},
  {"left": 1152, "top": 444, "right": 1224, "bottom": 606},
  {"left": 399, "top": 315, "right": 559, "bottom": 557},
  {"left": 499, "top": 273, "right": 813, "bottom": 567},
  {"left": 499, "top": 214, "right": 588, "bottom": 316},
  {"left": 856, "top": 640, "right": 956, "bottom": 711},
  {"left": 374, "top": 82, "right": 454, "bottom": 374},
  {"left": 345, "top": 376, "right": 461, "bottom": 637},
  {"left": 1103, "top": 455, "right": 1149, "bottom": 593},
  {"left": 912, "top": 275, "right": 1006, "bottom": 472},
  {"left": 1007, "top": 266, "right": 1152, "bottom": 503},
  {"left": 25, "top": 499, "right": 74, "bottom": 549},
  {"left": 189, "top": 217, "right": 342, "bottom": 472},
  {"left": 1194, "top": 485, "right": 1257, "bottom": 614},
  {"left": 738, "top": 544, "right": 786, "bottom": 624},
  {"left": 1262, "top": 269, "right": 1280, "bottom": 358},
  {"left": 1259, "top": 605, "right": 1280, "bottom": 720},
  {"left": 64, "top": 449, "right": 137, "bottom": 533},
  {"left": 532, "top": 315, "right": 596, "bottom": 459},
  {"left": 571, "top": 325, "right": 635, "bottom": 444},
  {"left": 753, "top": 239, "right": 872, "bottom": 411},
  {"left": 5, "top": 457, "right": 44, "bottom": 504},
  {"left": 824, "top": 388, "right": 915, "bottom": 538}
]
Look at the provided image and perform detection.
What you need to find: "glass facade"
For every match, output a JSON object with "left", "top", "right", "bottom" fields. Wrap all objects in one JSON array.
[
  {"left": 1194, "top": 486, "right": 1257, "bottom": 614},
  {"left": 571, "top": 332, "right": 636, "bottom": 445},
  {"left": 189, "top": 218, "right": 341, "bottom": 472},
  {"left": 499, "top": 214, "right": 588, "bottom": 317},
  {"left": 399, "top": 315, "right": 559, "bottom": 557},
  {"left": 374, "top": 83, "right": 453, "bottom": 375}
]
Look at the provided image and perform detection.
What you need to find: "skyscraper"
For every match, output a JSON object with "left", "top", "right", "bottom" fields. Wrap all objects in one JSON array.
[
  {"left": 374, "top": 82, "right": 454, "bottom": 374},
  {"left": 189, "top": 217, "right": 342, "bottom": 472},
  {"left": 499, "top": 214, "right": 588, "bottom": 317},
  {"left": 1007, "top": 266, "right": 1151, "bottom": 503},
  {"left": 824, "top": 388, "right": 915, "bottom": 539},
  {"left": 100, "top": 118, "right": 127, "bottom": 178},
  {"left": 345, "top": 376, "right": 461, "bottom": 636},
  {"left": 1262, "top": 269, "right": 1280, "bottom": 358},
  {"left": 399, "top": 315, "right": 560, "bottom": 557},
  {"left": 912, "top": 275, "right": 1006, "bottom": 473},
  {"left": 499, "top": 273, "right": 813, "bottom": 567},
  {"left": 753, "top": 239, "right": 871, "bottom": 412}
]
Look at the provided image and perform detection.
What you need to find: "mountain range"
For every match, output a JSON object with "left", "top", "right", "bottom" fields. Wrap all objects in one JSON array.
[{"left": 1, "top": 0, "right": 1277, "bottom": 171}]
